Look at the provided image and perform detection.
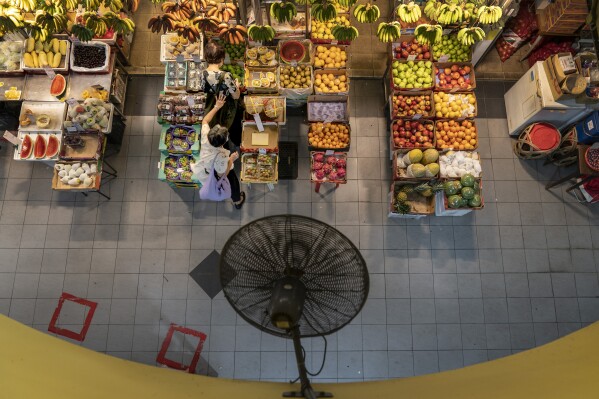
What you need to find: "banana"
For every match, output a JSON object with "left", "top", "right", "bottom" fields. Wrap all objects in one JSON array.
[
  {"left": 396, "top": 1, "right": 421, "bottom": 24},
  {"left": 311, "top": 1, "right": 337, "bottom": 22},
  {"left": 376, "top": 21, "right": 401, "bottom": 43},
  {"left": 414, "top": 23, "right": 442, "bottom": 45}
]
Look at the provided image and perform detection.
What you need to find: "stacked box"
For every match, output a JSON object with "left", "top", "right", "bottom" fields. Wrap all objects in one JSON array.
[{"left": 537, "top": 0, "right": 587, "bottom": 34}]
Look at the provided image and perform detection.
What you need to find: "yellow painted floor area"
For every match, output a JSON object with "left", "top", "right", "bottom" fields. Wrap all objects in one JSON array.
[{"left": 1, "top": 314, "right": 599, "bottom": 399}]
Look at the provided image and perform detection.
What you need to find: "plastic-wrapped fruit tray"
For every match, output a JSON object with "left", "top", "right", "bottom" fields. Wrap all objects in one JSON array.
[
  {"left": 159, "top": 125, "right": 200, "bottom": 155},
  {"left": 159, "top": 154, "right": 197, "bottom": 182},
  {"left": 310, "top": 151, "right": 347, "bottom": 183},
  {"left": 240, "top": 153, "right": 279, "bottom": 183},
  {"left": 18, "top": 101, "right": 66, "bottom": 131},
  {"left": 13, "top": 131, "right": 62, "bottom": 161},
  {"left": 161, "top": 34, "right": 203, "bottom": 62}
]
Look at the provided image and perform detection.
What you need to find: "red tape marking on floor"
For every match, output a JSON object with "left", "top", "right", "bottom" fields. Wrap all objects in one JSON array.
[
  {"left": 156, "top": 323, "right": 207, "bottom": 374},
  {"left": 47, "top": 292, "right": 98, "bottom": 342}
]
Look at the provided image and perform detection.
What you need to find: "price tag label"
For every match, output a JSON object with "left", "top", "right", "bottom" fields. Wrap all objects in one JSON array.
[
  {"left": 290, "top": 60, "right": 298, "bottom": 67},
  {"left": 253, "top": 113, "right": 264, "bottom": 132},
  {"left": 323, "top": 115, "right": 335, "bottom": 124},
  {"left": 439, "top": 55, "right": 449, "bottom": 63},
  {"left": 187, "top": 96, "right": 195, "bottom": 107},
  {"left": 43, "top": 65, "right": 56, "bottom": 80},
  {"left": 413, "top": 113, "right": 422, "bottom": 119},
  {"left": 176, "top": 167, "right": 184, "bottom": 173},
  {"left": 258, "top": 148, "right": 267, "bottom": 155},
  {"left": 74, "top": 122, "right": 84, "bottom": 131},
  {"left": 176, "top": 54, "right": 185, "bottom": 63},
  {"left": 27, "top": 113, "right": 36, "bottom": 123},
  {"left": 450, "top": 87, "right": 459, "bottom": 93},
  {"left": 66, "top": 126, "right": 77, "bottom": 133},
  {"left": 3, "top": 130, "right": 20, "bottom": 146},
  {"left": 91, "top": 84, "right": 104, "bottom": 90},
  {"left": 325, "top": 149, "right": 334, "bottom": 155},
  {"left": 407, "top": 55, "right": 416, "bottom": 61},
  {"left": 442, "top": 29, "right": 452, "bottom": 35},
  {"left": 267, "top": 182, "right": 274, "bottom": 191},
  {"left": 66, "top": 98, "right": 78, "bottom": 107},
  {"left": 331, "top": 40, "right": 338, "bottom": 45},
  {"left": 192, "top": 55, "right": 201, "bottom": 63},
  {"left": 157, "top": 161, "right": 161, "bottom": 170}
]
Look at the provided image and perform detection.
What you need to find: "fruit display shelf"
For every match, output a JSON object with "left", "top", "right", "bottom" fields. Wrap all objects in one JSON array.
[
  {"left": 68, "top": 72, "right": 113, "bottom": 102},
  {"left": 160, "top": 33, "right": 204, "bottom": 63},
  {"left": 243, "top": 96, "right": 286, "bottom": 124},
  {"left": 164, "top": 61, "right": 188, "bottom": 91},
  {"left": 158, "top": 153, "right": 200, "bottom": 185},
  {"left": 390, "top": 119, "right": 436, "bottom": 151},
  {"left": 22, "top": 74, "right": 70, "bottom": 102},
  {"left": 389, "top": 92, "right": 434, "bottom": 119},
  {"left": 432, "top": 34, "right": 472, "bottom": 62},
  {"left": 157, "top": 93, "right": 206, "bottom": 125},
  {"left": 13, "top": 131, "right": 62, "bottom": 162},
  {"left": 59, "top": 131, "right": 105, "bottom": 162},
  {"left": 52, "top": 160, "right": 101, "bottom": 191},
  {"left": 240, "top": 122, "right": 280, "bottom": 153},
  {"left": 21, "top": 39, "right": 71, "bottom": 73},
  {"left": 388, "top": 181, "right": 435, "bottom": 219},
  {"left": 240, "top": 153, "right": 279, "bottom": 184},
  {"left": 433, "top": 92, "right": 477, "bottom": 120},
  {"left": 390, "top": 60, "right": 435, "bottom": 92},
  {"left": 393, "top": 148, "right": 440, "bottom": 181},
  {"left": 313, "top": 69, "right": 349, "bottom": 95},
  {"left": 0, "top": 40, "right": 24, "bottom": 74},
  {"left": 70, "top": 41, "right": 111, "bottom": 74},
  {"left": 18, "top": 101, "right": 67, "bottom": 132},
  {"left": 278, "top": 65, "right": 314, "bottom": 99},
  {"left": 0, "top": 75, "right": 25, "bottom": 101},
  {"left": 307, "top": 95, "right": 350, "bottom": 122},
  {"left": 434, "top": 62, "right": 476, "bottom": 92},
  {"left": 65, "top": 100, "right": 114, "bottom": 134},
  {"left": 435, "top": 177, "right": 484, "bottom": 217}
]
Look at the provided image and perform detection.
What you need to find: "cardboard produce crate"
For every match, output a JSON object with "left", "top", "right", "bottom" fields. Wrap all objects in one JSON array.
[
  {"left": 308, "top": 121, "right": 351, "bottom": 152},
  {"left": 390, "top": 119, "right": 436, "bottom": 151},
  {"left": 434, "top": 62, "right": 476, "bottom": 92},
  {"left": 390, "top": 60, "right": 435, "bottom": 92},
  {"left": 392, "top": 149, "right": 440, "bottom": 181},
  {"left": 313, "top": 69, "right": 350, "bottom": 95},
  {"left": 307, "top": 95, "right": 350, "bottom": 122},
  {"left": 389, "top": 91, "right": 434, "bottom": 119},
  {"left": 240, "top": 122, "right": 279, "bottom": 153},
  {"left": 388, "top": 181, "right": 435, "bottom": 219}
]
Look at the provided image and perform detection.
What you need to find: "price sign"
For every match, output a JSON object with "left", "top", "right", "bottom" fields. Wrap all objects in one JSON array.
[
  {"left": 157, "top": 161, "right": 161, "bottom": 170},
  {"left": 413, "top": 114, "right": 422, "bottom": 119},
  {"left": 66, "top": 98, "right": 78, "bottom": 107},
  {"left": 176, "top": 54, "right": 185, "bottom": 63},
  {"left": 176, "top": 167, "right": 184, "bottom": 173},
  {"left": 450, "top": 87, "right": 459, "bottom": 93},
  {"left": 258, "top": 148, "right": 267, "bottom": 154},
  {"left": 3, "top": 130, "right": 20, "bottom": 146},
  {"left": 439, "top": 55, "right": 449, "bottom": 63},
  {"left": 267, "top": 182, "right": 274, "bottom": 191},
  {"left": 407, "top": 55, "right": 416, "bottom": 61},
  {"left": 74, "top": 122, "right": 84, "bottom": 131},
  {"left": 192, "top": 55, "right": 201, "bottom": 63},
  {"left": 43, "top": 65, "right": 56, "bottom": 80},
  {"left": 290, "top": 60, "right": 298, "bottom": 67},
  {"left": 325, "top": 149, "right": 334, "bottom": 155},
  {"left": 66, "top": 126, "right": 77, "bottom": 133},
  {"left": 442, "top": 29, "right": 452, "bottom": 35},
  {"left": 331, "top": 40, "right": 338, "bottom": 45},
  {"left": 253, "top": 113, "right": 264, "bottom": 132}
]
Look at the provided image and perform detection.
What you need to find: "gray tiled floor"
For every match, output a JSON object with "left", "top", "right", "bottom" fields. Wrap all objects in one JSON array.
[{"left": 1, "top": 77, "right": 599, "bottom": 382}]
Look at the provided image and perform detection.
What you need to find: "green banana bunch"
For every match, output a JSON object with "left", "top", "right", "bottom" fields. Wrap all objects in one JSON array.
[
  {"left": 396, "top": 1, "right": 421, "bottom": 24},
  {"left": 423, "top": 0, "right": 439, "bottom": 19},
  {"left": 64, "top": 0, "right": 79, "bottom": 11},
  {"left": 456, "top": 26, "right": 485, "bottom": 46},
  {"left": 28, "top": 24, "right": 51, "bottom": 42},
  {"left": 336, "top": 0, "right": 357, "bottom": 7},
  {"left": 103, "top": 0, "right": 125, "bottom": 12},
  {"left": 71, "top": 24, "right": 94, "bottom": 41},
  {"left": 477, "top": 5, "right": 502, "bottom": 24},
  {"left": 104, "top": 11, "right": 135, "bottom": 34},
  {"left": 353, "top": 3, "right": 380, "bottom": 23},
  {"left": 35, "top": 12, "right": 68, "bottom": 34},
  {"left": 311, "top": 0, "right": 337, "bottom": 22},
  {"left": 331, "top": 24, "right": 358, "bottom": 41},
  {"left": 270, "top": 1, "right": 297, "bottom": 23},
  {"left": 376, "top": 21, "right": 401, "bottom": 43},
  {"left": 84, "top": 12, "right": 108, "bottom": 37},
  {"left": 436, "top": 3, "right": 463, "bottom": 25},
  {"left": 414, "top": 23, "right": 442, "bottom": 45},
  {"left": 247, "top": 24, "right": 275, "bottom": 42}
]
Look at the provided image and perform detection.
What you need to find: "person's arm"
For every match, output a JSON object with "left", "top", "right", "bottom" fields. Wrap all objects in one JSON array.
[
  {"left": 217, "top": 152, "right": 238, "bottom": 177},
  {"left": 230, "top": 79, "right": 241, "bottom": 100},
  {"left": 202, "top": 93, "right": 226, "bottom": 126}
]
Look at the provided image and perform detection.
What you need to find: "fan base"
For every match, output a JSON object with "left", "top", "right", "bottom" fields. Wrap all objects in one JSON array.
[{"left": 282, "top": 390, "right": 333, "bottom": 398}]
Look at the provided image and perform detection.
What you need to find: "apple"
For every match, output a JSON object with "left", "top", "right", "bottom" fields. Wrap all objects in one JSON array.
[
  {"left": 391, "top": 119, "right": 435, "bottom": 149},
  {"left": 435, "top": 64, "right": 474, "bottom": 90},
  {"left": 433, "top": 35, "right": 471, "bottom": 62},
  {"left": 393, "top": 38, "right": 431, "bottom": 60}
]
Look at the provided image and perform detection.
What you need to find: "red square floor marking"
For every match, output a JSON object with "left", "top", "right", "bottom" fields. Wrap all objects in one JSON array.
[
  {"left": 48, "top": 292, "right": 98, "bottom": 341},
  {"left": 156, "top": 324, "right": 207, "bottom": 374}
]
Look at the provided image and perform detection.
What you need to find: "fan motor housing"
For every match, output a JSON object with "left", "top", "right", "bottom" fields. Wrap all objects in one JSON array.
[{"left": 269, "top": 276, "right": 306, "bottom": 330}]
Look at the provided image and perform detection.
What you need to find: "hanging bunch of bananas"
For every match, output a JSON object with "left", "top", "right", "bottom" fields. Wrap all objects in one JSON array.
[
  {"left": 247, "top": 24, "right": 275, "bottom": 42},
  {"left": 9, "top": 0, "right": 36, "bottom": 12},
  {"left": 83, "top": 12, "right": 108, "bottom": 37},
  {"left": 331, "top": 24, "right": 358, "bottom": 41},
  {"left": 162, "top": 0, "right": 194, "bottom": 19},
  {"left": 126, "top": 0, "right": 140, "bottom": 12},
  {"left": 63, "top": 0, "right": 79, "bottom": 11},
  {"left": 423, "top": 0, "right": 440, "bottom": 19},
  {"left": 103, "top": 11, "right": 135, "bottom": 34},
  {"left": 83, "top": 0, "right": 101, "bottom": 11},
  {"left": 103, "top": 0, "right": 124, "bottom": 12},
  {"left": 173, "top": 18, "right": 202, "bottom": 42},
  {"left": 353, "top": 3, "right": 380, "bottom": 23},
  {"left": 219, "top": 23, "right": 247, "bottom": 44},
  {"left": 396, "top": 1, "right": 421, "bottom": 24},
  {"left": 477, "top": 5, "right": 502, "bottom": 24},
  {"left": 71, "top": 24, "right": 95, "bottom": 41},
  {"left": 35, "top": 11, "right": 68, "bottom": 34},
  {"left": 336, "top": 0, "right": 357, "bottom": 7},
  {"left": 457, "top": 26, "right": 485, "bottom": 45},
  {"left": 414, "top": 23, "right": 442, "bottom": 45},
  {"left": 436, "top": 3, "right": 463, "bottom": 25},
  {"left": 148, "top": 13, "right": 178, "bottom": 33},
  {"left": 0, "top": 3, "right": 23, "bottom": 34},
  {"left": 311, "top": 0, "right": 337, "bottom": 22},
  {"left": 205, "top": 0, "right": 237, "bottom": 23},
  {"left": 376, "top": 21, "right": 401, "bottom": 43},
  {"left": 191, "top": 15, "right": 220, "bottom": 33},
  {"left": 270, "top": 1, "right": 297, "bottom": 23}
]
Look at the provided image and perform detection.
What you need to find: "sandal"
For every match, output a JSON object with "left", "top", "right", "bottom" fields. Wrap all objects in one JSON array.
[{"left": 234, "top": 192, "right": 246, "bottom": 209}]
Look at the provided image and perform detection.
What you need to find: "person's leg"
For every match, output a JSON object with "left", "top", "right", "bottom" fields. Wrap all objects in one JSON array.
[{"left": 227, "top": 169, "right": 241, "bottom": 203}]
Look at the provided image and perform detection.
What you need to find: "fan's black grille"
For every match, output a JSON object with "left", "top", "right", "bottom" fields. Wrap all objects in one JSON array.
[{"left": 220, "top": 215, "right": 369, "bottom": 338}]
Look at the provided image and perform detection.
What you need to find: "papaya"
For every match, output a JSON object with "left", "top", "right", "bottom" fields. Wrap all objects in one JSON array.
[
  {"left": 52, "top": 53, "right": 61, "bottom": 68},
  {"left": 59, "top": 40, "right": 67, "bottom": 56},
  {"left": 23, "top": 53, "right": 34, "bottom": 68},
  {"left": 51, "top": 38, "right": 59, "bottom": 53},
  {"left": 26, "top": 37, "right": 34, "bottom": 53},
  {"left": 31, "top": 51, "right": 39, "bottom": 68}
]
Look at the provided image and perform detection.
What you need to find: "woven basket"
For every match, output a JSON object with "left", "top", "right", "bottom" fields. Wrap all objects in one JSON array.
[
  {"left": 548, "top": 127, "right": 578, "bottom": 167},
  {"left": 513, "top": 122, "right": 561, "bottom": 160}
]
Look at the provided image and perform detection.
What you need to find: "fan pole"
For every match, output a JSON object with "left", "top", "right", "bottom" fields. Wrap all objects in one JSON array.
[{"left": 283, "top": 326, "right": 332, "bottom": 399}]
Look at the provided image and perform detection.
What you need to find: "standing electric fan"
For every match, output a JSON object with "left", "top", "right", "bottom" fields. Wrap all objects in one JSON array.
[{"left": 220, "top": 215, "right": 369, "bottom": 399}]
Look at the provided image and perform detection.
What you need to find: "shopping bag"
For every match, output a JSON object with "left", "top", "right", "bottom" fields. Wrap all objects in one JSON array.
[{"left": 199, "top": 159, "right": 231, "bottom": 201}]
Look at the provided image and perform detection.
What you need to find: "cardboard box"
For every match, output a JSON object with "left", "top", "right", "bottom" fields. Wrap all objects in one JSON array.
[
  {"left": 307, "top": 95, "right": 350, "bottom": 122},
  {"left": 552, "top": 53, "right": 578, "bottom": 84},
  {"left": 543, "top": 58, "right": 564, "bottom": 101}
]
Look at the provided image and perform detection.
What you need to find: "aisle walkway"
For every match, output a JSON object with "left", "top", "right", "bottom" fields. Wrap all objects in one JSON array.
[{"left": 1, "top": 77, "right": 599, "bottom": 381}]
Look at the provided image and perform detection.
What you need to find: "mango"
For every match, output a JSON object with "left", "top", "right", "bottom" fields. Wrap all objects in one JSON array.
[
  {"left": 26, "top": 37, "right": 34, "bottom": 53},
  {"left": 23, "top": 53, "right": 34, "bottom": 68},
  {"left": 46, "top": 51, "right": 53, "bottom": 64},
  {"left": 52, "top": 53, "right": 61, "bottom": 68},
  {"left": 59, "top": 41, "right": 67, "bottom": 56},
  {"left": 51, "top": 38, "right": 59, "bottom": 53},
  {"left": 34, "top": 41, "right": 43, "bottom": 53},
  {"left": 43, "top": 42, "right": 50, "bottom": 53},
  {"left": 38, "top": 52, "right": 47, "bottom": 67},
  {"left": 31, "top": 51, "right": 39, "bottom": 68}
]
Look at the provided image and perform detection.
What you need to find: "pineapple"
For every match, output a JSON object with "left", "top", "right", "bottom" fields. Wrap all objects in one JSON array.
[
  {"left": 395, "top": 199, "right": 411, "bottom": 214},
  {"left": 400, "top": 185, "right": 414, "bottom": 194}
]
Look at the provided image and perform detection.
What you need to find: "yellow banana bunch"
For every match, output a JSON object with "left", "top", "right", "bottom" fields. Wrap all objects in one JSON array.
[
  {"left": 436, "top": 3, "right": 463, "bottom": 25},
  {"left": 456, "top": 26, "right": 485, "bottom": 46},
  {"left": 414, "top": 24, "right": 442, "bottom": 46},
  {"left": 331, "top": 24, "right": 359, "bottom": 41},
  {"left": 477, "top": 5, "right": 502, "bottom": 24},
  {"left": 376, "top": 21, "right": 401, "bottom": 43},
  {"left": 396, "top": 1, "right": 421, "bottom": 24},
  {"left": 423, "top": 0, "right": 439, "bottom": 19},
  {"left": 83, "top": 12, "right": 108, "bottom": 37},
  {"left": 353, "top": 3, "right": 380, "bottom": 23}
]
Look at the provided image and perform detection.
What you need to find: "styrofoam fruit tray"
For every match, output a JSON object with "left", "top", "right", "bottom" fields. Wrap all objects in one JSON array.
[
  {"left": 18, "top": 101, "right": 66, "bottom": 132},
  {"left": 13, "top": 131, "right": 62, "bottom": 161}
]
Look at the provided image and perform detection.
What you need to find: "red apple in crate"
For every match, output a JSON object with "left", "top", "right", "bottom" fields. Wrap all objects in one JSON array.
[
  {"left": 393, "top": 38, "right": 430, "bottom": 60},
  {"left": 392, "top": 94, "right": 431, "bottom": 118},
  {"left": 436, "top": 64, "right": 473, "bottom": 90},
  {"left": 391, "top": 120, "right": 434, "bottom": 149}
]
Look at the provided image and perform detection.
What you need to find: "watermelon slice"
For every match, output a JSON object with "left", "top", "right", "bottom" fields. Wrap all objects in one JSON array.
[
  {"left": 50, "top": 74, "right": 66, "bottom": 98},
  {"left": 20, "top": 134, "right": 33, "bottom": 159},
  {"left": 46, "top": 134, "right": 59, "bottom": 158},
  {"left": 34, "top": 135, "right": 47, "bottom": 159}
]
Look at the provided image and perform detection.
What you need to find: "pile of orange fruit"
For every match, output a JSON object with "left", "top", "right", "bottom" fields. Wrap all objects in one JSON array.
[
  {"left": 308, "top": 122, "right": 350, "bottom": 149},
  {"left": 435, "top": 120, "right": 477, "bottom": 150}
]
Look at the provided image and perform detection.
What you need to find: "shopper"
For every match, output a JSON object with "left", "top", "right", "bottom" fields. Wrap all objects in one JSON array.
[
  {"left": 201, "top": 39, "right": 242, "bottom": 145},
  {"left": 192, "top": 93, "right": 246, "bottom": 209}
]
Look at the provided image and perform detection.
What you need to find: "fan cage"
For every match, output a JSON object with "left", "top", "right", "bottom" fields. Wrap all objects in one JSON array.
[{"left": 220, "top": 215, "right": 369, "bottom": 338}]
